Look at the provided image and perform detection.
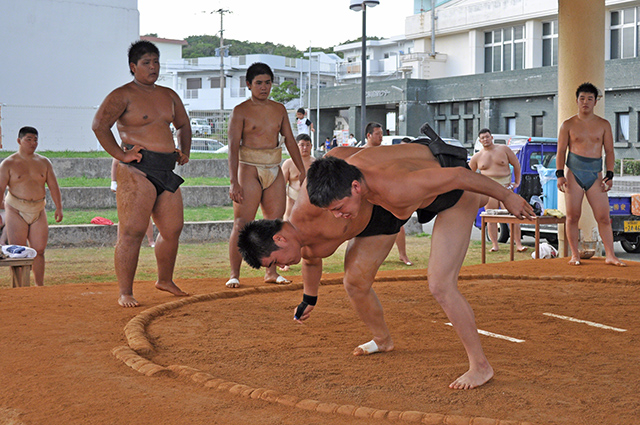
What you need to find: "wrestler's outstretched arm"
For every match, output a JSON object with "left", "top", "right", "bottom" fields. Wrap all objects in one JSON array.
[
  {"left": 294, "top": 256, "right": 322, "bottom": 323},
  {"left": 408, "top": 167, "right": 535, "bottom": 219}
]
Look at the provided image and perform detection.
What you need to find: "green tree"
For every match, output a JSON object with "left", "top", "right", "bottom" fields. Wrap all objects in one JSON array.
[{"left": 270, "top": 81, "right": 300, "bottom": 104}]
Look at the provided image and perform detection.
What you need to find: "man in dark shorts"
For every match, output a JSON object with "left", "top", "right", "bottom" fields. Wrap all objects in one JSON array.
[
  {"left": 238, "top": 126, "right": 534, "bottom": 390},
  {"left": 92, "top": 40, "right": 191, "bottom": 307}
]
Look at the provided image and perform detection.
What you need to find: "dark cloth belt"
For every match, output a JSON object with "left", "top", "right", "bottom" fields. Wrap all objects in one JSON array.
[{"left": 121, "top": 144, "right": 184, "bottom": 194}]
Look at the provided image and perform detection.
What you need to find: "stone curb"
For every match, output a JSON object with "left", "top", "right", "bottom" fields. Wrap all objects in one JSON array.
[{"left": 111, "top": 273, "right": 559, "bottom": 425}]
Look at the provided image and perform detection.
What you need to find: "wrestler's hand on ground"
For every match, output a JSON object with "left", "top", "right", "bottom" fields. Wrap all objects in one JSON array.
[
  {"left": 122, "top": 145, "right": 143, "bottom": 163},
  {"left": 54, "top": 209, "right": 63, "bottom": 223},
  {"left": 557, "top": 176, "right": 567, "bottom": 193},
  {"left": 229, "top": 182, "right": 243, "bottom": 204},
  {"left": 293, "top": 304, "right": 314, "bottom": 324},
  {"left": 175, "top": 149, "right": 190, "bottom": 166},
  {"left": 504, "top": 192, "right": 535, "bottom": 220}
]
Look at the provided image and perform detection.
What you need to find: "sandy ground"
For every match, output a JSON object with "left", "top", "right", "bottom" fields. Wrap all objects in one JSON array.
[{"left": 1, "top": 257, "right": 639, "bottom": 425}]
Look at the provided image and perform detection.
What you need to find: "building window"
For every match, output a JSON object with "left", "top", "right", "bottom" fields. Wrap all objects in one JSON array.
[
  {"left": 285, "top": 57, "right": 297, "bottom": 67},
  {"left": 452, "top": 102, "right": 461, "bottom": 115},
  {"left": 542, "top": 20, "right": 558, "bottom": 66},
  {"left": 210, "top": 78, "right": 221, "bottom": 89},
  {"left": 464, "top": 119, "right": 474, "bottom": 144},
  {"left": 186, "top": 78, "right": 202, "bottom": 90},
  {"left": 611, "top": 8, "right": 639, "bottom": 59},
  {"left": 451, "top": 119, "right": 459, "bottom": 139},
  {"left": 436, "top": 120, "right": 445, "bottom": 136},
  {"left": 506, "top": 117, "right": 516, "bottom": 135},
  {"left": 437, "top": 103, "right": 448, "bottom": 116},
  {"left": 484, "top": 25, "right": 526, "bottom": 73},
  {"left": 616, "top": 112, "right": 630, "bottom": 142},
  {"left": 465, "top": 101, "right": 475, "bottom": 115},
  {"left": 532, "top": 116, "right": 543, "bottom": 137}
]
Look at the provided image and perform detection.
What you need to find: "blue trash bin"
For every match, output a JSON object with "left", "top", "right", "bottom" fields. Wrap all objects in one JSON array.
[{"left": 535, "top": 165, "right": 558, "bottom": 210}]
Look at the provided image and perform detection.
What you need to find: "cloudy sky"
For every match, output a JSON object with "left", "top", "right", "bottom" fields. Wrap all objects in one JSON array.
[{"left": 138, "top": 0, "right": 413, "bottom": 50}]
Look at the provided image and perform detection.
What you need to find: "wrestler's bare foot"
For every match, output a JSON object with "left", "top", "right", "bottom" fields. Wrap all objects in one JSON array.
[
  {"left": 449, "top": 365, "right": 494, "bottom": 390},
  {"left": 352, "top": 339, "right": 394, "bottom": 356},
  {"left": 399, "top": 255, "right": 413, "bottom": 266},
  {"left": 264, "top": 275, "right": 291, "bottom": 284},
  {"left": 155, "top": 280, "right": 189, "bottom": 296},
  {"left": 605, "top": 258, "right": 626, "bottom": 267},
  {"left": 568, "top": 257, "right": 581, "bottom": 266},
  {"left": 118, "top": 295, "right": 140, "bottom": 308}
]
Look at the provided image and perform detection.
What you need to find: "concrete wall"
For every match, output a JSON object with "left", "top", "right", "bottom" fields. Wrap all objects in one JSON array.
[
  {"left": 46, "top": 158, "right": 230, "bottom": 179},
  {"left": 48, "top": 221, "right": 234, "bottom": 248},
  {"left": 0, "top": 0, "right": 138, "bottom": 151},
  {"left": 45, "top": 186, "right": 231, "bottom": 210}
]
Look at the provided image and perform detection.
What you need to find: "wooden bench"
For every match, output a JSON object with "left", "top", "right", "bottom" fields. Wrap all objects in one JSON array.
[
  {"left": 0, "top": 257, "right": 35, "bottom": 287},
  {"left": 480, "top": 214, "right": 568, "bottom": 263}
]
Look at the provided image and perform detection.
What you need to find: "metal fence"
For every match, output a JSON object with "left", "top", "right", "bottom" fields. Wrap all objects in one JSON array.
[{"left": 189, "top": 110, "right": 231, "bottom": 146}]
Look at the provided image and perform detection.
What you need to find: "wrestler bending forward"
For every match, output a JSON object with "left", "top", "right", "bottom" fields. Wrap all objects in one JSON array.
[
  {"left": 238, "top": 125, "right": 534, "bottom": 389},
  {"left": 92, "top": 40, "right": 191, "bottom": 307}
]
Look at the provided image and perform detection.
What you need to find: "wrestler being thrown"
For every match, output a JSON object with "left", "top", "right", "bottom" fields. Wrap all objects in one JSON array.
[{"left": 238, "top": 123, "right": 535, "bottom": 389}]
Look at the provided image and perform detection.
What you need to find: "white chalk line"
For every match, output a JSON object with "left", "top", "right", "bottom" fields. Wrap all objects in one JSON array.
[
  {"left": 543, "top": 313, "right": 627, "bottom": 333},
  {"left": 445, "top": 322, "right": 525, "bottom": 343}
]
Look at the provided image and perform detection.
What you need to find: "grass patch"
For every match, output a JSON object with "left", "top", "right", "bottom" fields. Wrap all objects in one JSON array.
[
  {"left": 48, "top": 206, "right": 263, "bottom": 225},
  {"left": 56, "top": 176, "right": 231, "bottom": 187},
  {"left": 0, "top": 233, "right": 534, "bottom": 288}
]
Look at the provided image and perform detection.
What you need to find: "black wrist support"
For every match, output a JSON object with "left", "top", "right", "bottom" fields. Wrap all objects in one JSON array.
[
  {"left": 295, "top": 294, "right": 318, "bottom": 320},
  {"left": 555, "top": 169, "right": 564, "bottom": 178},
  {"left": 604, "top": 171, "right": 614, "bottom": 182}
]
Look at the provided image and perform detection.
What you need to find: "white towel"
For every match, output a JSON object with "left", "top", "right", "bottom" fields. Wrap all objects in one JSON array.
[{"left": 2, "top": 245, "right": 37, "bottom": 258}]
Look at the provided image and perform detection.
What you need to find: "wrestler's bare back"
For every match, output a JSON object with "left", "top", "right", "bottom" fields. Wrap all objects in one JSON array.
[
  {"left": 0, "top": 154, "right": 51, "bottom": 200},
  {"left": 343, "top": 144, "right": 447, "bottom": 219},
  {"left": 232, "top": 99, "right": 287, "bottom": 149},
  {"left": 562, "top": 114, "right": 611, "bottom": 158},
  {"left": 99, "top": 82, "right": 183, "bottom": 153}
]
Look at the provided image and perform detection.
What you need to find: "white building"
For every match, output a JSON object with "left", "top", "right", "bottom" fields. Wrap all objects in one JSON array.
[
  {"left": 0, "top": 0, "right": 139, "bottom": 151},
  {"left": 333, "top": 36, "right": 415, "bottom": 84},
  {"left": 159, "top": 52, "right": 340, "bottom": 113}
]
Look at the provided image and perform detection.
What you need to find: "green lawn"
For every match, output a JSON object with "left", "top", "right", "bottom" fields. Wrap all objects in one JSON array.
[
  {"left": 56, "top": 176, "right": 231, "bottom": 187},
  {"left": 48, "top": 206, "right": 248, "bottom": 225},
  {"left": 0, "top": 233, "right": 532, "bottom": 288}
]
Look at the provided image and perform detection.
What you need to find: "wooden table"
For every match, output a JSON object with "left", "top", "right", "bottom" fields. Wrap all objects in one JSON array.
[
  {"left": 0, "top": 258, "right": 35, "bottom": 287},
  {"left": 480, "top": 214, "right": 567, "bottom": 263}
]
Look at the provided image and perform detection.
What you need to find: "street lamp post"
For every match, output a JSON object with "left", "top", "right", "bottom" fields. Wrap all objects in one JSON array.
[{"left": 349, "top": 0, "right": 379, "bottom": 142}]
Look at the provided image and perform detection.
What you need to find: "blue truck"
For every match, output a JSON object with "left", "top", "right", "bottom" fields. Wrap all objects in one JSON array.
[{"left": 474, "top": 137, "right": 640, "bottom": 253}]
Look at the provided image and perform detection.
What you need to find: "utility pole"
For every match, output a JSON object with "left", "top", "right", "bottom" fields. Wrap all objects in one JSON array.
[{"left": 212, "top": 8, "right": 231, "bottom": 110}]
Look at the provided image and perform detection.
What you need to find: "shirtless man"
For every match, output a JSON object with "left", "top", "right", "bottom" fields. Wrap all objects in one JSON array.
[
  {"left": 470, "top": 128, "right": 527, "bottom": 252},
  {"left": 282, "top": 133, "right": 315, "bottom": 221},
  {"left": 226, "top": 62, "right": 306, "bottom": 288},
  {"left": 238, "top": 125, "right": 534, "bottom": 389},
  {"left": 92, "top": 40, "right": 191, "bottom": 307},
  {"left": 556, "top": 82, "right": 625, "bottom": 266},
  {"left": 0, "top": 126, "right": 63, "bottom": 285},
  {"left": 363, "top": 122, "right": 383, "bottom": 148}
]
